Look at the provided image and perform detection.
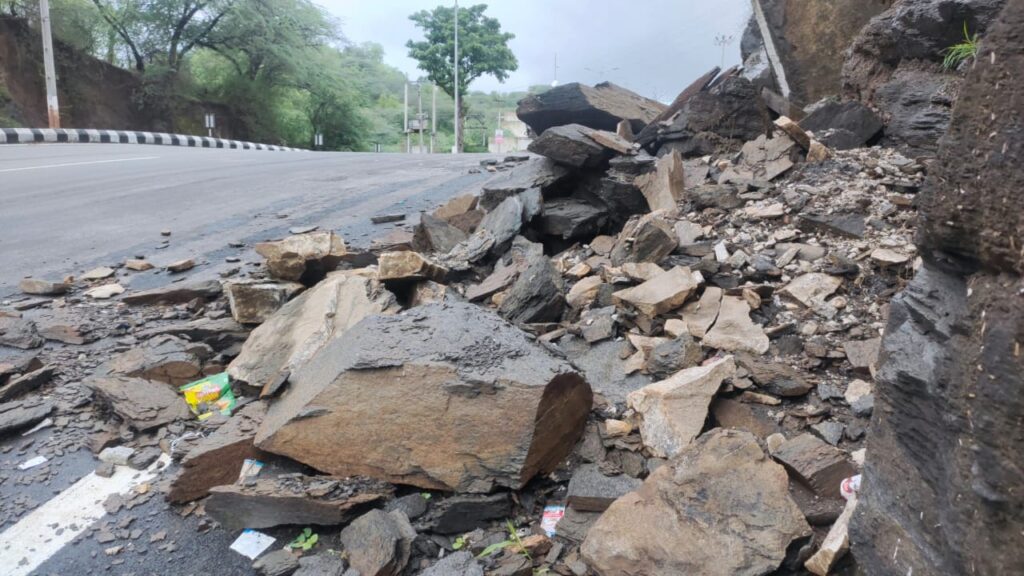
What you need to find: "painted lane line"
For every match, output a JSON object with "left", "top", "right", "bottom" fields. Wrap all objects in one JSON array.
[
  {"left": 0, "top": 156, "right": 160, "bottom": 174},
  {"left": 0, "top": 454, "right": 171, "bottom": 576}
]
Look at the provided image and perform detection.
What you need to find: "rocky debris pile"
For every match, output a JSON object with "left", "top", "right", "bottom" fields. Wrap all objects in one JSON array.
[{"left": 1, "top": 67, "right": 929, "bottom": 574}]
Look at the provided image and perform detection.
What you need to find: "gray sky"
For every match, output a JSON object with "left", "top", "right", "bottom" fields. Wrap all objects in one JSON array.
[{"left": 319, "top": 0, "right": 751, "bottom": 101}]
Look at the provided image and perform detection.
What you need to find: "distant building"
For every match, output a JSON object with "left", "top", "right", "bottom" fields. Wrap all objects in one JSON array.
[{"left": 488, "top": 112, "right": 532, "bottom": 154}]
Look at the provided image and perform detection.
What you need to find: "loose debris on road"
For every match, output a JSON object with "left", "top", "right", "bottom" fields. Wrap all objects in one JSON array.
[{"left": 1, "top": 68, "right": 924, "bottom": 575}]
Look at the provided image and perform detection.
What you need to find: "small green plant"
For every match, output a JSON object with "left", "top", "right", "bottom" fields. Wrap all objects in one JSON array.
[
  {"left": 942, "top": 22, "right": 980, "bottom": 70},
  {"left": 420, "top": 492, "right": 432, "bottom": 500},
  {"left": 452, "top": 536, "right": 467, "bottom": 550},
  {"left": 288, "top": 527, "right": 319, "bottom": 551}
]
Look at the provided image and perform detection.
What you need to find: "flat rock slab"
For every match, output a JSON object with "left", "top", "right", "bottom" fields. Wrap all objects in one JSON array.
[
  {"left": 0, "top": 316, "right": 43, "bottom": 350},
  {"left": 627, "top": 356, "right": 736, "bottom": 458},
  {"left": 228, "top": 271, "right": 398, "bottom": 392},
  {"left": 612, "top": 266, "right": 697, "bottom": 318},
  {"left": 88, "top": 376, "right": 190, "bottom": 431},
  {"left": 681, "top": 286, "right": 723, "bottom": 338},
  {"left": 781, "top": 273, "right": 843, "bottom": 308},
  {"left": 206, "top": 475, "right": 391, "bottom": 531},
  {"left": 0, "top": 399, "right": 54, "bottom": 436},
  {"left": 421, "top": 493, "right": 511, "bottom": 535},
  {"left": 772, "top": 433, "right": 857, "bottom": 497},
  {"left": 480, "top": 157, "right": 569, "bottom": 210},
  {"left": 98, "top": 335, "right": 210, "bottom": 387},
  {"left": 567, "top": 464, "right": 642, "bottom": 512},
  {"left": 225, "top": 281, "right": 305, "bottom": 325},
  {"left": 517, "top": 81, "right": 666, "bottom": 135},
  {"left": 255, "top": 302, "right": 592, "bottom": 493},
  {"left": 702, "top": 296, "right": 770, "bottom": 354},
  {"left": 122, "top": 280, "right": 222, "bottom": 306},
  {"left": 527, "top": 124, "right": 610, "bottom": 168},
  {"left": 582, "top": 429, "right": 811, "bottom": 576},
  {"left": 167, "top": 401, "right": 269, "bottom": 503},
  {"left": 0, "top": 366, "right": 55, "bottom": 403}
]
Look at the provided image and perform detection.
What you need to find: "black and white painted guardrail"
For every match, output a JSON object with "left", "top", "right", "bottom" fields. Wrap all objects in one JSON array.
[{"left": 0, "top": 127, "right": 302, "bottom": 151}]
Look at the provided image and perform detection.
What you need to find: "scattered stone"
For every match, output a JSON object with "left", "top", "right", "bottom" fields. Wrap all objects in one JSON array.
[
  {"left": 255, "top": 231, "right": 347, "bottom": 285},
  {"left": 567, "top": 464, "right": 642, "bottom": 512},
  {"left": 681, "top": 286, "right": 723, "bottom": 338},
  {"left": 371, "top": 214, "right": 406, "bottom": 224},
  {"left": 38, "top": 323, "right": 93, "bottom": 345},
  {"left": 421, "top": 551, "right": 484, "bottom": 576},
  {"left": 168, "top": 402, "right": 268, "bottom": 503},
  {"left": 295, "top": 554, "right": 347, "bottom": 576},
  {"left": 805, "top": 496, "right": 856, "bottom": 575},
  {"left": 528, "top": 124, "right": 610, "bottom": 168},
  {"left": 478, "top": 196, "right": 524, "bottom": 250},
  {"left": 735, "top": 353, "right": 813, "bottom": 397},
  {"left": 480, "top": 158, "right": 568, "bottom": 210},
  {"left": 871, "top": 248, "right": 912, "bottom": 266},
  {"left": 206, "top": 475, "right": 391, "bottom": 531},
  {"left": 772, "top": 433, "right": 857, "bottom": 497},
  {"left": 628, "top": 356, "right": 736, "bottom": 458},
  {"left": 253, "top": 549, "right": 300, "bottom": 576},
  {"left": 378, "top": 251, "right": 448, "bottom": 283},
  {"left": 588, "top": 129, "right": 636, "bottom": 155},
  {"left": 424, "top": 493, "right": 511, "bottom": 535},
  {"left": 255, "top": 302, "right": 591, "bottom": 492},
  {"left": 644, "top": 335, "right": 702, "bottom": 379},
  {"left": 843, "top": 338, "right": 881, "bottom": 374},
  {"left": 166, "top": 259, "right": 196, "bottom": 273},
  {"left": 18, "top": 278, "right": 69, "bottom": 296},
  {"left": 0, "top": 316, "right": 44, "bottom": 350},
  {"left": 0, "top": 366, "right": 54, "bottom": 402},
  {"left": 582, "top": 429, "right": 810, "bottom": 576},
  {"left": 702, "top": 296, "right": 769, "bottom": 355},
  {"left": 413, "top": 213, "right": 467, "bottom": 254},
  {"left": 85, "top": 283, "right": 125, "bottom": 300},
  {"left": 498, "top": 253, "right": 565, "bottom": 324},
  {"left": 98, "top": 335, "right": 209, "bottom": 387},
  {"left": 799, "top": 100, "right": 883, "bottom": 150},
  {"left": 122, "top": 280, "right": 222, "bottom": 306},
  {"left": 812, "top": 421, "right": 845, "bottom": 446},
  {"left": 339, "top": 509, "right": 416, "bottom": 576},
  {"left": 98, "top": 446, "right": 135, "bottom": 466},
  {"left": 774, "top": 116, "right": 811, "bottom": 150},
  {"left": 609, "top": 213, "right": 677, "bottom": 265},
  {"left": 539, "top": 198, "right": 608, "bottom": 240},
  {"left": 225, "top": 281, "right": 305, "bottom": 325},
  {"left": 612, "top": 266, "right": 698, "bottom": 318},
  {"left": 228, "top": 271, "right": 398, "bottom": 392},
  {"left": 87, "top": 377, "right": 191, "bottom": 431},
  {"left": 781, "top": 273, "right": 843, "bottom": 308},
  {"left": 635, "top": 150, "right": 684, "bottom": 212},
  {"left": 434, "top": 194, "right": 479, "bottom": 221},
  {"left": 81, "top": 266, "right": 116, "bottom": 281},
  {"left": 798, "top": 213, "right": 867, "bottom": 239},
  {"left": 0, "top": 400, "right": 54, "bottom": 436},
  {"left": 95, "top": 461, "right": 116, "bottom": 478}
]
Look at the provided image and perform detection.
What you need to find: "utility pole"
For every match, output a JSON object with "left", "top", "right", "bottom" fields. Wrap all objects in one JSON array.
[
  {"left": 431, "top": 84, "right": 437, "bottom": 154},
  {"left": 453, "top": 0, "right": 460, "bottom": 154},
  {"left": 417, "top": 83, "right": 424, "bottom": 154},
  {"left": 403, "top": 81, "right": 410, "bottom": 154},
  {"left": 39, "top": 0, "right": 60, "bottom": 128}
]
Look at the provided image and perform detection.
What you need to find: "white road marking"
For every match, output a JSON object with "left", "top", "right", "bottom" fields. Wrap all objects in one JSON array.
[
  {"left": 0, "top": 156, "right": 159, "bottom": 174},
  {"left": 0, "top": 454, "right": 170, "bottom": 576}
]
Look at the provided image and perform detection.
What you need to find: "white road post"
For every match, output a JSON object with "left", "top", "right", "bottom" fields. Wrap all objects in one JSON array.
[{"left": 39, "top": 0, "right": 60, "bottom": 129}]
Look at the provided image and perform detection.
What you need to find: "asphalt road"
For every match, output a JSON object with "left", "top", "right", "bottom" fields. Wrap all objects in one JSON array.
[{"left": 0, "top": 143, "right": 495, "bottom": 294}]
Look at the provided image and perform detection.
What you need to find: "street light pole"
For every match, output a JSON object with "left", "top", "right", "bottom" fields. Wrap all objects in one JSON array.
[
  {"left": 39, "top": 0, "right": 60, "bottom": 129},
  {"left": 453, "top": 0, "right": 459, "bottom": 154}
]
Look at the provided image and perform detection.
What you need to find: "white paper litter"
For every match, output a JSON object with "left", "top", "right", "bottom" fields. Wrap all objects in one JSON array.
[
  {"left": 18, "top": 456, "right": 48, "bottom": 470},
  {"left": 229, "top": 529, "right": 276, "bottom": 559}
]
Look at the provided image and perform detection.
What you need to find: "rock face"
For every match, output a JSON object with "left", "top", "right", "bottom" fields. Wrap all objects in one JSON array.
[
  {"left": 842, "top": 0, "right": 1006, "bottom": 152},
  {"left": 255, "top": 231, "right": 347, "bottom": 285},
  {"left": 516, "top": 82, "right": 666, "bottom": 135},
  {"left": 228, "top": 271, "right": 398, "bottom": 392},
  {"left": 255, "top": 302, "right": 592, "bottom": 493},
  {"left": 851, "top": 3, "right": 1024, "bottom": 575},
  {"left": 581, "top": 429, "right": 810, "bottom": 576}
]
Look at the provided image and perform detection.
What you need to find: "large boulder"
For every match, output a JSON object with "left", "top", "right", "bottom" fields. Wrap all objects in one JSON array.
[
  {"left": 227, "top": 271, "right": 398, "bottom": 392},
  {"left": 516, "top": 82, "right": 666, "bottom": 136},
  {"left": 479, "top": 157, "right": 569, "bottom": 211},
  {"left": 581, "top": 429, "right": 810, "bottom": 576},
  {"left": 527, "top": 124, "right": 611, "bottom": 168},
  {"left": 255, "top": 231, "right": 347, "bottom": 285},
  {"left": 254, "top": 302, "right": 592, "bottom": 493},
  {"left": 652, "top": 75, "right": 767, "bottom": 157},
  {"left": 850, "top": 3, "right": 1024, "bottom": 575}
]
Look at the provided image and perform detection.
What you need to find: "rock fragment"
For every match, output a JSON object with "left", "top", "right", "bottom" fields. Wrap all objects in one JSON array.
[
  {"left": 635, "top": 150, "right": 684, "bottom": 212},
  {"left": 516, "top": 81, "right": 666, "bottom": 135},
  {"left": 527, "top": 124, "right": 610, "bottom": 168},
  {"left": 339, "top": 509, "right": 416, "bottom": 576},
  {"left": 612, "top": 266, "right": 697, "bottom": 318},
  {"left": 122, "top": 280, "right": 222, "bottom": 306},
  {"left": 582, "top": 429, "right": 810, "bottom": 576},
  {"left": 88, "top": 377, "right": 190, "bottom": 431},
  {"left": 702, "top": 296, "right": 769, "bottom": 354},
  {"left": 377, "top": 251, "right": 448, "bottom": 283},
  {"left": 18, "top": 278, "right": 69, "bottom": 296},
  {"left": 567, "top": 464, "right": 642, "bottom": 512},
  {"left": 497, "top": 253, "right": 565, "bottom": 324},
  {"left": 225, "top": 281, "right": 305, "bottom": 325},
  {"left": 627, "top": 356, "right": 735, "bottom": 458},
  {"left": 0, "top": 316, "right": 44, "bottom": 350},
  {"left": 255, "top": 231, "right": 347, "bottom": 285},
  {"left": 772, "top": 433, "right": 857, "bottom": 497}
]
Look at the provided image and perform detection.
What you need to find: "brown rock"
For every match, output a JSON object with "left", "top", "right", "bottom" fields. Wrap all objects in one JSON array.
[
  {"left": 587, "top": 129, "right": 635, "bottom": 155},
  {"left": 166, "top": 259, "right": 196, "bottom": 273},
  {"left": 206, "top": 475, "right": 391, "bottom": 531},
  {"left": 255, "top": 231, "right": 347, "bottom": 285},
  {"left": 609, "top": 213, "right": 678, "bottom": 266},
  {"left": 772, "top": 433, "right": 857, "bottom": 497},
  {"left": 38, "top": 323, "right": 93, "bottom": 345},
  {"left": 635, "top": 150, "right": 684, "bottom": 212},
  {"left": 681, "top": 286, "right": 723, "bottom": 338},
  {"left": 702, "top": 296, "right": 769, "bottom": 355},
  {"left": 228, "top": 271, "right": 398, "bottom": 392},
  {"left": 612, "top": 266, "right": 698, "bottom": 318},
  {"left": 627, "top": 356, "right": 735, "bottom": 458},
  {"left": 582, "top": 429, "right": 811, "bottom": 576},
  {"left": 781, "top": 273, "right": 843, "bottom": 308},
  {"left": 255, "top": 302, "right": 591, "bottom": 492},
  {"left": 843, "top": 338, "right": 881, "bottom": 374},
  {"left": 0, "top": 399, "right": 54, "bottom": 436},
  {"left": 377, "top": 251, "right": 448, "bottom": 283},
  {"left": 0, "top": 366, "right": 54, "bottom": 403},
  {"left": 122, "top": 280, "right": 222, "bottom": 306},
  {"left": 19, "top": 278, "right": 69, "bottom": 296},
  {"left": 806, "top": 496, "right": 856, "bottom": 575},
  {"left": 0, "top": 316, "right": 44, "bottom": 349},
  {"left": 81, "top": 266, "right": 115, "bottom": 281},
  {"left": 412, "top": 213, "right": 467, "bottom": 254},
  {"left": 167, "top": 402, "right": 268, "bottom": 503},
  {"left": 88, "top": 376, "right": 191, "bottom": 431},
  {"left": 99, "top": 335, "right": 210, "bottom": 387},
  {"left": 225, "top": 281, "right": 305, "bottom": 325},
  {"left": 566, "top": 276, "right": 604, "bottom": 310},
  {"left": 84, "top": 283, "right": 125, "bottom": 300},
  {"left": 124, "top": 259, "right": 154, "bottom": 272},
  {"left": 340, "top": 509, "right": 416, "bottom": 576},
  {"left": 433, "top": 194, "right": 478, "bottom": 221},
  {"left": 774, "top": 116, "right": 811, "bottom": 150}
]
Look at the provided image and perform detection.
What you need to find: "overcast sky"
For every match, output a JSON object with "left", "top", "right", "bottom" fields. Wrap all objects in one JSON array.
[{"left": 318, "top": 0, "right": 752, "bottom": 101}]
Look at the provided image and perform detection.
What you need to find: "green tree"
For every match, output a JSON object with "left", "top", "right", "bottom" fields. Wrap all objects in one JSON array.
[{"left": 406, "top": 3, "right": 516, "bottom": 151}]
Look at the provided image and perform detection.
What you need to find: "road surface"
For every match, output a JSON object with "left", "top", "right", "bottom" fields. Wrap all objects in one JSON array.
[
  {"left": 0, "top": 143, "right": 494, "bottom": 294},
  {"left": 0, "top": 142, "right": 499, "bottom": 575}
]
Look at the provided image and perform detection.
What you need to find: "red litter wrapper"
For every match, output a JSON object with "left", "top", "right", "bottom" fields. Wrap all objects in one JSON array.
[
  {"left": 840, "top": 474, "right": 862, "bottom": 500},
  {"left": 541, "top": 505, "right": 565, "bottom": 537}
]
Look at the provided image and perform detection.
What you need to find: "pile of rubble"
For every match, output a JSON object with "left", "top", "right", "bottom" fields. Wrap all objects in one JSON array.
[{"left": 0, "top": 66, "right": 926, "bottom": 575}]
